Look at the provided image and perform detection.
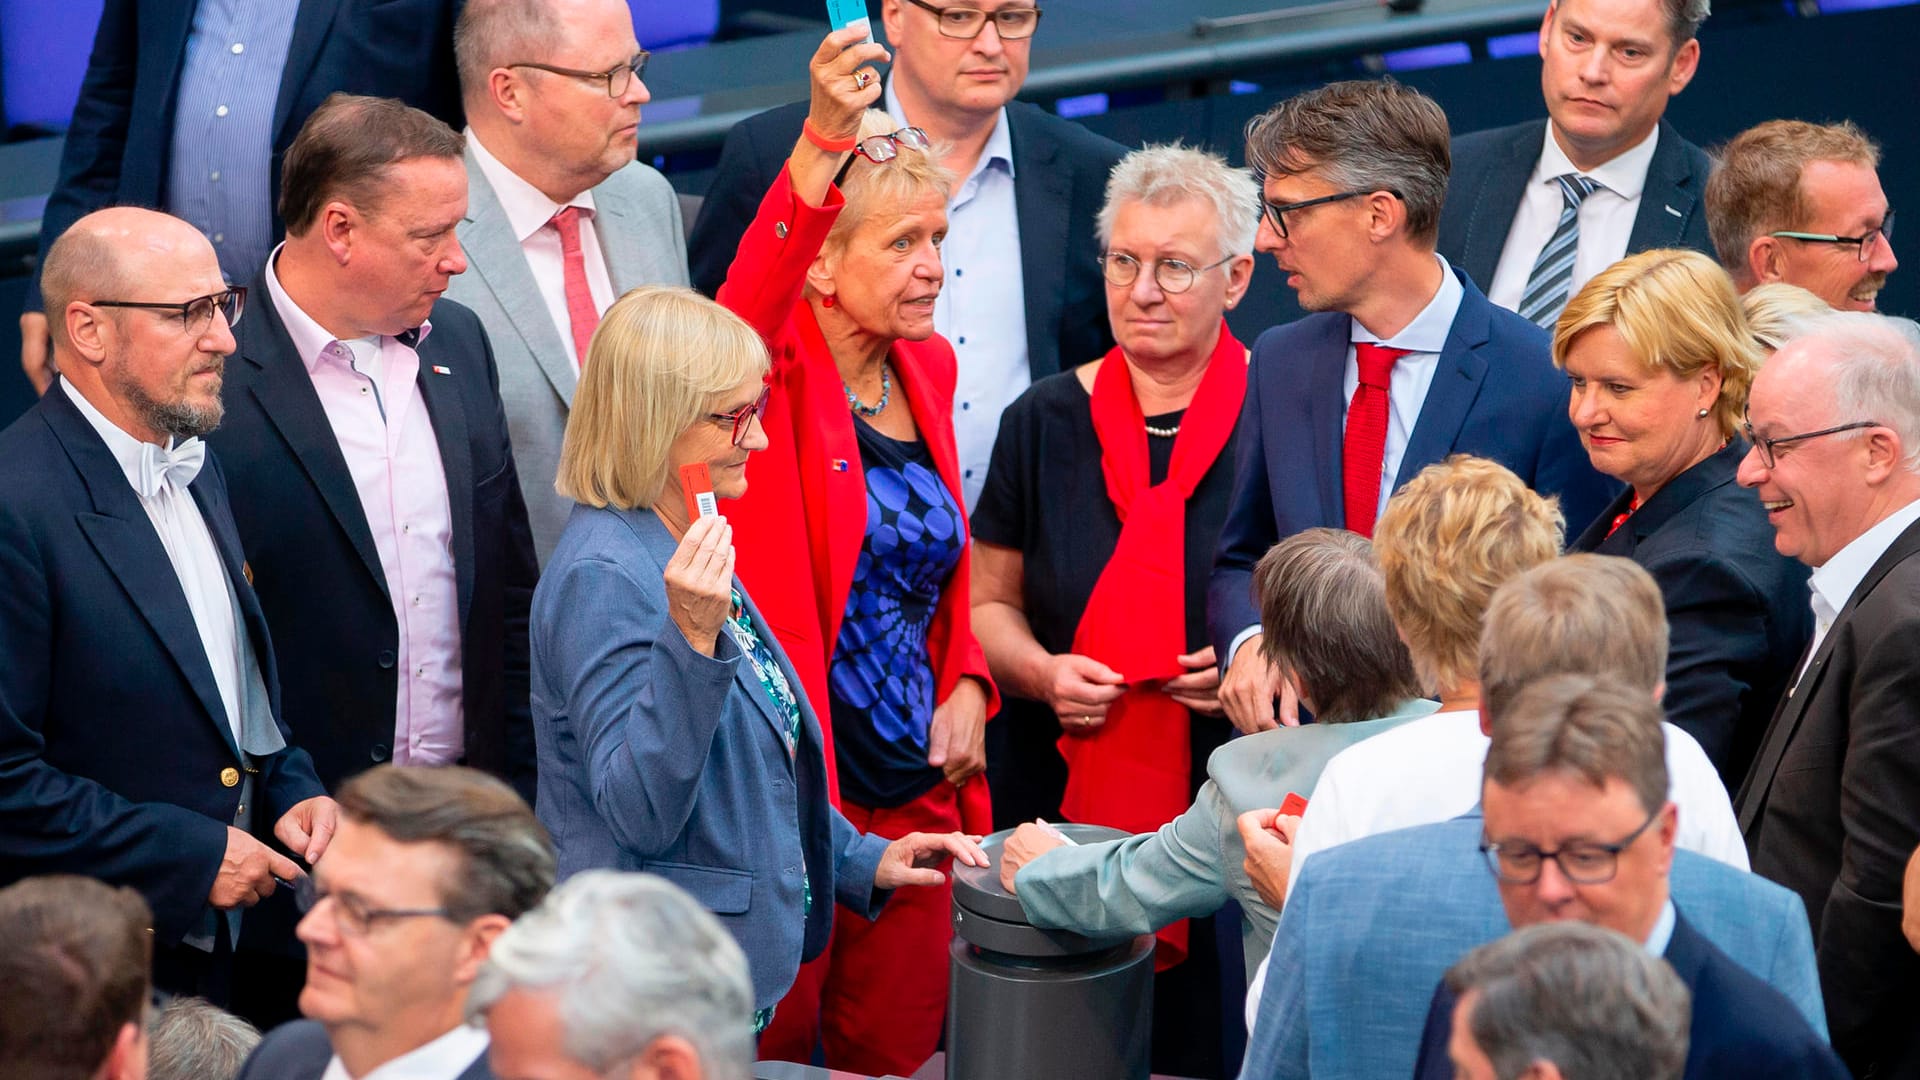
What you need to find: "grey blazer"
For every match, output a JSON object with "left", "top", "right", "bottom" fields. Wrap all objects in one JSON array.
[
  {"left": 446, "top": 150, "right": 690, "bottom": 564},
  {"left": 530, "top": 504, "right": 890, "bottom": 1010}
]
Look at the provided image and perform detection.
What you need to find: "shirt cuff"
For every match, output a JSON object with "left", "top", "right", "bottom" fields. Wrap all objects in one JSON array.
[{"left": 1227, "top": 625, "right": 1263, "bottom": 675}]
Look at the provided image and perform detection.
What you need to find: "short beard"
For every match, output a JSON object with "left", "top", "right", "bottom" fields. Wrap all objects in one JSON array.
[{"left": 120, "top": 366, "right": 224, "bottom": 438}]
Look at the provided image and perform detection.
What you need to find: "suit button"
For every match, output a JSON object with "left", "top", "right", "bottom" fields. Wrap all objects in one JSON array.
[
  {"left": 370, "top": 744, "right": 391, "bottom": 763},
  {"left": 219, "top": 767, "right": 240, "bottom": 788},
  {"left": 378, "top": 650, "right": 396, "bottom": 669}
]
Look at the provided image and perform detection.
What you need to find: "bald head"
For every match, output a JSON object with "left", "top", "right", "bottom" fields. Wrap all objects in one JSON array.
[{"left": 41, "top": 208, "right": 217, "bottom": 349}]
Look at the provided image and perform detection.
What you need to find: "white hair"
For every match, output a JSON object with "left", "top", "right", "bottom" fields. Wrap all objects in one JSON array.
[
  {"left": 1786, "top": 311, "right": 1920, "bottom": 473},
  {"left": 1095, "top": 144, "right": 1261, "bottom": 258},
  {"left": 467, "top": 871, "right": 755, "bottom": 1079}
]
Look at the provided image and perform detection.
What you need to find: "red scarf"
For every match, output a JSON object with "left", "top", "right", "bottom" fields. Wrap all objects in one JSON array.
[{"left": 1061, "top": 321, "right": 1247, "bottom": 968}]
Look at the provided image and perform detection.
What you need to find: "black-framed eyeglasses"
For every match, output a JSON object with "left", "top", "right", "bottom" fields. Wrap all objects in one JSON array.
[
  {"left": 1260, "top": 189, "right": 1401, "bottom": 239},
  {"left": 902, "top": 0, "right": 1043, "bottom": 39},
  {"left": 295, "top": 875, "right": 453, "bottom": 937},
  {"left": 1098, "top": 252, "right": 1235, "bottom": 294},
  {"left": 90, "top": 287, "right": 246, "bottom": 336},
  {"left": 509, "top": 50, "right": 650, "bottom": 98},
  {"left": 1742, "top": 410, "right": 1882, "bottom": 469},
  {"left": 1480, "top": 807, "right": 1660, "bottom": 886},
  {"left": 708, "top": 384, "right": 770, "bottom": 447},
  {"left": 1769, "top": 209, "right": 1895, "bottom": 264},
  {"left": 854, "top": 126, "right": 932, "bottom": 164}
]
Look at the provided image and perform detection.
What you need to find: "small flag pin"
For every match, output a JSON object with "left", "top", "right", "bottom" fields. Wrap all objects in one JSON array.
[{"left": 432, "top": 365, "right": 452, "bottom": 375}]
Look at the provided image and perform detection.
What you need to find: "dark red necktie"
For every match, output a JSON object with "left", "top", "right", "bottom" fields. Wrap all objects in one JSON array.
[
  {"left": 549, "top": 206, "right": 600, "bottom": 368},
  {"left": 1343, "top": 343, "right": 1410, "bottom": 537}
]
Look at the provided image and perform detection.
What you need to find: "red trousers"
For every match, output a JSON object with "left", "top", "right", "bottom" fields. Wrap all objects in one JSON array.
[{"left": 758, "top": 782, "right": 962, "bottom": 1076}]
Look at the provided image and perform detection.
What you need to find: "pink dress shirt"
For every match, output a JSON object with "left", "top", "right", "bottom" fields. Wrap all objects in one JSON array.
[{"left": 265, "top": 252, "right": 465, "bottom": 765}]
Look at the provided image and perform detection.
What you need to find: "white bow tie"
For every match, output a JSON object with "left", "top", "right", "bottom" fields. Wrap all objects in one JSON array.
[{"left": 137, "top": 438, "right": 207, "bottom": 498}]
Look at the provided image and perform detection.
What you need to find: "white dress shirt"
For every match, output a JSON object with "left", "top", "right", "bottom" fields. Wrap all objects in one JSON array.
[
  {"left": 59, "top": 379, "right": 245, "bottom": 745},
  {"left": 466, "top": 128, "right": 616, "bottom": 372},
  {"left": 1486, "top": 123, "right": 1661, "bottom": 313},
  {"left": 886, "top": 80, "right": 1028, "bottom": 510},
  {"left": 1242, "top": 708, "right": 1748, "bottom": 1028},
  {"left": 320, "top": 1023, "right": 490, "bottom": 1080},
  {"left": 1796, "top": 496, "right": 1920, "bottom": 684}
]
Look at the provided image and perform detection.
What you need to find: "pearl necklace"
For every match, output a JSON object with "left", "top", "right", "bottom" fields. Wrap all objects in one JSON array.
[
  {"left": 1145, "top": 422, "right": 1181, "bottom": 438},
  {"left": 844, "top": 363, "right": 892, "bottom": 417}
]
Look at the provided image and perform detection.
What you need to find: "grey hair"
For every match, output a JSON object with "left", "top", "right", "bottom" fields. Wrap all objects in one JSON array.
[
  {"left": 1786, "top": 311, "right": 1920, "bottom": 473},
  {"left": 1095, "top": 144, "right": 1262, "bottom": 257},
  {"left": 455, "top": 0, "right": 567, "bottom": 102},
  {"left": 147, "top": 998, "right": 261, "bottom": 1080},
  {"left": 468, "top": 871, "right": 755, "bottom": 1079},
  {"left": 1252, "top": 527, "right": 1423, "bottom": 724},
  {"left": 1445, "top": 922, "right": 1691, "bottom": 1080}
]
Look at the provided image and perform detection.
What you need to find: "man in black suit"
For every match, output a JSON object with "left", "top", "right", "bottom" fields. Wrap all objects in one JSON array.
[
  {"left": 1409, "top": 675, "right": 1845, "bottom": 1080},
  {"left": 236, "top": 766, "right": 555, "bottom": 1080},
  {"left": 1736, "top": 311, "right": 1920, "bottom": 1077},
  {"left": 1437, "top": 0, "right": 1711, "bottom": 327},
  {"left": 208, "top": 95, "right": 540, "bottom": 803},
  {"left": 21, "top": 0, "right": 464, "bottom": 395},
  {"left": 0, "top": 206, "right": 335, "bottom": 1005},
  {"left": 687, "top": 0, "right": 1125, "bottom": 509}
]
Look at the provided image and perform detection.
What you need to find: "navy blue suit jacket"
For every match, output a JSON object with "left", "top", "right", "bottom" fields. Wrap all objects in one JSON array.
[
  {"left": 686, "top": 97, "right": 1125, "bottom": 381},
  {"left": 1437, "top": 118, "right": 1716, "bottom": 292},
  {"left": 207, "top": 279, "right": 538, "bottom": 801},
  {"left": 1410, "top": 911, "right": 1847, "bottom": 1080},
  {"left": 1571, "top": 441, "right": 1811, "bottom": 790},
  {"left": 29, "top": 0, "right": 463, "bottom": 310},
  {"left": 1207, "top": 268, "right": 1615, "bottom": 656},
  {"left": 0, "top": 385, "right": 326, "bottom": 943},
  {"left": 235, "top": 1020, "right": 493, "bottom": 1080}
]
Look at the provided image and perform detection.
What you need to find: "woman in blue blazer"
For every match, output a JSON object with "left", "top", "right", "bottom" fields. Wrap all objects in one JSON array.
[
  {"left": 1558, "top": 250, "right": 1812, "bottom": 792},
  {"left": 528, "top": 285, "right": 985, "bottom": 1022}
]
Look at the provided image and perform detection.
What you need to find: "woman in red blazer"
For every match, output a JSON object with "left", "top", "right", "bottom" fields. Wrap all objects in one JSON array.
[{"left": 715, "top": 30, "right": 998, "bottom": 1077}]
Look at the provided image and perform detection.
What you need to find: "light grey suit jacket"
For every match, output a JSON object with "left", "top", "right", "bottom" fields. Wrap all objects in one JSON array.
[
  {"left": 1014, "top": 699, "right": 1438, "bottom": 975},
  {"left": 446, "top": 148, "right": 689, "bottom": 563}
]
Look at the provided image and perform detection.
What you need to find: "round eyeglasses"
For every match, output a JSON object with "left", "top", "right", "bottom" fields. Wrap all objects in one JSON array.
[
  {"left": 1098, "top": 252, "right": 1235, "bottom": 294},
  {"left": 1768, "top": 209, "right": 1895, "bottom": 264},
  {"left": 509, "top": 50, "right": 650, "bottom": 99},
  {"left": 902, "top": 0, "right": 1043, "bottom": 39},
  {"left": 90, "top": 287, "right": 246, "bottom": 337},
  {"left": 1479, "top": 808, "right": 1659, "bottom": 886}
]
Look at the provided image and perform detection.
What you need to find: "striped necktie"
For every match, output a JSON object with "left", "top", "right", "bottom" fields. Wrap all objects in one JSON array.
[{"left": 1518, "top": 174, "right": 1600, "bottom": 328}]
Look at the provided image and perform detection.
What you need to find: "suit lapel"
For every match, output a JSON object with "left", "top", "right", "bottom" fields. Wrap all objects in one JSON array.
[
  {"left": 415, "top": 335, "right": 475, "bottom": 634},
  {"left": 1305, "top": 317, "right": 1352, "bottom": 528},
  {"left": 1626, "top": 120, "right": 1701, "bottom": 254},
  {"left": 42, "top": 391, "right": 241, "bottom": 758},
  {"left": 593, "top": 175, "right": 645, "bottom": 294},
  {"left": 1461, "top": 122, "right": 1543, "bottom": 287},
  {"left": 273, "top": 0, "right": 345, "bottom": 146},
  {"left": 1660, "top": 909, "right": 1709, "bottom": 986},
  {"left": 239, "top": 276, "right": 390, "bottom": 595},
  {"left": 460, "top": 153, "right": 579, "bottom": 408},
  {"left": 1009, "top": 107, "right": 1071, "bottom": 381},
  {"left": 191, "top": 473, "right": 278, "bottom": 712},
  {"left": 1395, "top": 275, "right": 1492, "bottom": 491}
]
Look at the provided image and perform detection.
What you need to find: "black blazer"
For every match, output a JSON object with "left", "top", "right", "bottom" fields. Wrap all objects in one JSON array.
[
  {"left": 1571, "top": 441, "right": 1812, "bottom": 790},
  {"left": 1738, "top": 515, "right": 1920, "bottom": 1078},
  {"left": 29, "top": 0, "right": 463, "bottom": 310},
  {"left": 686, "top": 96, "right": 1126, "bottom": 381},
  {"left": 0, "top": 386, "right": 326, "bottom": 943},
  {"left": 209, "top": 278, "right": 538, "bottom": 801},
  {"left": 1411, "top": 911, "right": 1847, "bottom": 1080},
  {"left": 235, "top": 1019, "right": 494, "bottom": 1080},
  {"left": 1437, "top": 118, "right": 1715, "bottom": 291}
]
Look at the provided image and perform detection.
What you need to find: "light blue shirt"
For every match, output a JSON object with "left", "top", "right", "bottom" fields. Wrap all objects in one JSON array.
[
  {"left": 168, "top": 0, "right": 299, "bottom": 286},
  {"left": 885, "top": 80, "right": 1028, "bottom": 510},
  {"left": 1646, "top": 897, "right": 1678, "bottom": 957}
]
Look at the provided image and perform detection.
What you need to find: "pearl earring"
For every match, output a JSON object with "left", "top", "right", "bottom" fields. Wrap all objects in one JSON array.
[{"left": 1697, "top": 408, "right": 1710, "bottom": 419}]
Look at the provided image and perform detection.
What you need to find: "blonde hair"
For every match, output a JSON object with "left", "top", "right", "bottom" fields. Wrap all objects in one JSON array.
[
  {"left": 1373, "top": 456, "right": 1565, "bottom": 694},
  {"left": 1742, "top": 282, "right": 1830, "bottom": 353},
  {"left": 1553, "top": 249, "right": 1760, "bottom": 440},
  {"left": 821, "top": 110, "right": 955, "bottom": 258},
  {"left": 556, "top": 285, "right": 769, "bottom": 511},
  {"left": 1706, "top": 119, "right": 1881, "bottom": 287},
  {"left": 1478, "top": 555, "right": 1669, "bottom": 726}
]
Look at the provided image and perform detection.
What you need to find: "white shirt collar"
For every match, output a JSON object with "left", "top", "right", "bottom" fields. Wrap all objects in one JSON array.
[
  {"left": 1537, "top": 122, "right": 1660, "bottom": 201},
  {"left": 883, "top": 77, "right": 1015, "bottom": 180},
  {"left": 1645, "top": 897, "right": 1678, "bottom": 956},
  {"left": 465, "top": 127, "right": 599, "bottom": 244},
  {"left": 320, "top": 1023, "right": 490, "bottom": 1080},
  {"left": 1350, "top": 254, "right": 1465, "bottom": 353},
  {"left": 1808, "top": 496, "right": 1920, "bottom": 619},
  {"left": 264, "top": 244, "right": 431, "bottom": 372},
  {"left": 58, "top": 377, "right": 173, "bottom": 487}
]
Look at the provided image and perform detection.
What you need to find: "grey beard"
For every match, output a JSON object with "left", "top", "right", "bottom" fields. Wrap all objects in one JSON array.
[{"left": 126, "top": 376, "right": 224, "bottom": 438}]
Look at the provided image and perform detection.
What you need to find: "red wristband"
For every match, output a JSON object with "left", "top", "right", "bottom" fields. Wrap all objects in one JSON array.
[{"left": 803, "top": 117, "right": 857, "bottom": 153}]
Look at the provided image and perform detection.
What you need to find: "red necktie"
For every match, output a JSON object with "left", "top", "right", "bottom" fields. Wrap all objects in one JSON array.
[
  {"left": 1343, "top": 343, "right": 1410, "bottom": 537},
  {"left": 549, "top": 206, "right": 600, "bottom": 368}
]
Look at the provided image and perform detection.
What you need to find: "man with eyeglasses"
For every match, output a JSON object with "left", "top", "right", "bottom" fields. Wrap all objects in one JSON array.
[
  {"left": 0, "top": 205, "right": 334, "bottom": 1013},
  {"left": 1208, "top": 79, "right": 1611, "bottom": 735},
  {"left": 447, "top": 0, "right": 691, "bottom": 564},
  {"left": 235, "top": 766, "right": 556, "bottom": 1080},
  {"left": 687, "top": 0, "right": 1124, "bottom": 511},
  {"left": 1707, "top": 120, "right": 1898, "bottom": 313},
  {"left": 19, "top": 0, "right": 464, "bottom": 398},
  {"left": 1734, "top": 310, "right": 1920, "bottom": 1077}
]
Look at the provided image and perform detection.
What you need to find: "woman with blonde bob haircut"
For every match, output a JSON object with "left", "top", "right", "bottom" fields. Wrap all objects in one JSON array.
[
  {"left": 1555, "top": 248, "right": 1812, "bottom": 787},
  {"left": 529, "top": 284, "right": 986, "bottom": 1040}
]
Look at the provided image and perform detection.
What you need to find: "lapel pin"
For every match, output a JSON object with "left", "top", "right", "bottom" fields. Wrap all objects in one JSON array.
[
  {"left": 242, "top": 561, "right": 253, "bottom": 586},
  {"left": 1664, "top": 205, "right": 1683, "bottom": 218},
  {"left": 432, "top": 365, "right": 452, "bottom": 375},
  {"left": 832, "top": 459, "right": 850, "bottom": 472}
]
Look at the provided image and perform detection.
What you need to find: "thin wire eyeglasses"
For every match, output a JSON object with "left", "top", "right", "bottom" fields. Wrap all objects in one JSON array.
[
  {"left": 508, "top": 50, "right": 650, "bottom": 98},
  {"left": 1098, "top": 252, "right": 1235, "bottom": 294}
]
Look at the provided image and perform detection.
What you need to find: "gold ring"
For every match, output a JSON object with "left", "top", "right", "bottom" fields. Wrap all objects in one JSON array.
[{"left": 854, "top": 70, "right": 872, "bottom": 90}]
